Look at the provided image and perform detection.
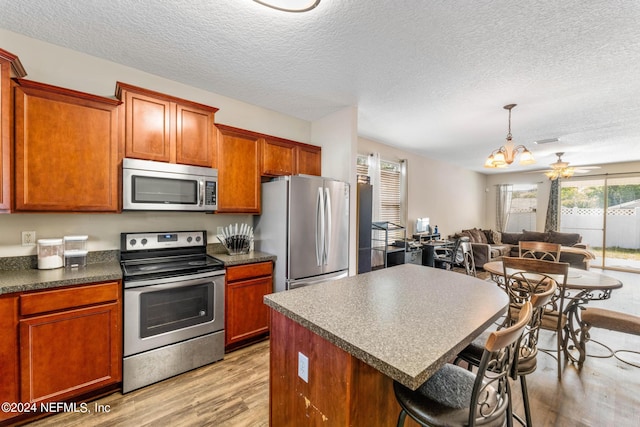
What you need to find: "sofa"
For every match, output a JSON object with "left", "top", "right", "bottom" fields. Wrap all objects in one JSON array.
[{"left": 451, "top": 228, "right": 595, "bottom": 270}]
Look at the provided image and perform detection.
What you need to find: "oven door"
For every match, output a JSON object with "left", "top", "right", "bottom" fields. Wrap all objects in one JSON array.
[{"left": 124, "top": 272, "right": 224, "bottom": 356}]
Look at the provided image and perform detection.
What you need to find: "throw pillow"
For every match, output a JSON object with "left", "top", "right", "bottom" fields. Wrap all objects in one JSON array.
[
  {"left": 481, "top": 229, "right": 494, "bottom": 244},
  {"left": 548, "top": 230, "right": 581, "bottom": 246},
  {"left": 472, "top": 228, "right": 487, "bottom": 244},
  {"left": 491, "top": 230, "right": 502, "bottom": 244},
  {"left": 461, "top": 229, "right": 476, "bottom": 242},
  {"left": 521, "top": 230, "right": 548, "bottom": 242}
]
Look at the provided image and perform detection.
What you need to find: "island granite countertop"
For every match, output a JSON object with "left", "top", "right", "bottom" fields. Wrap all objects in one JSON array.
[{"left": 264, "top": 263, "right": 509, "bottom": 390}]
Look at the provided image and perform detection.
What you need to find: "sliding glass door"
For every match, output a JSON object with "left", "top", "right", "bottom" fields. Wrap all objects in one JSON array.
[{"left": 560, "top": 174, "right": 640, "bottom": 272}]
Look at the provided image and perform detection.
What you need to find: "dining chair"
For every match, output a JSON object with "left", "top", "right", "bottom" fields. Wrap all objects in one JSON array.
[
  {"left": 456, "top": 257, "right": 558, "bottom": 426},
  {"left": 394, "top": 302, "right": 532, "bottom": 427},
  {"left": 461, "top": 241, "right": 477, "bottom": 277},
  {"left": 518, "top": 241, "right": 561, "bottom": 262},
  {"left": 503, "top": 257, "right": 569, "bottom": 381},
  {"left": 433, "top": 237, "right": 467, "bottom": 271}
]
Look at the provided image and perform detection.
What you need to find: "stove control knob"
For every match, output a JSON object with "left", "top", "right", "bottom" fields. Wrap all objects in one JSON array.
[
  {"left": 196, "top": 236, "right": 201, "bottom": 242},
  {"left": 141, "top": 238, "right": 148, "bottom": 245},
  {"left": 187, "top": 236, "right": 193, "bottom": 243},
  {"left": 129, "top": 239, "right": 137, "bottom": 247}
]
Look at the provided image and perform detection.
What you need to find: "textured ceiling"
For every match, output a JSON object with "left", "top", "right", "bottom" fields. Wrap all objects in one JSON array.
[{"left": 2, "top": 0, "right": 640, "bottom": 174}]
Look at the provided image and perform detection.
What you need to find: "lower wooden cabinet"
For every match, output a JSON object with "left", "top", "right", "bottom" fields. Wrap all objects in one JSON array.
[
  {"left": 225, "top": 262, "right": 273, "bottom": 351},
  {"left": 0, "top": 295, "right": 19, "bottom": 422},
  {"left": 0, "top": 281, "right": 122, "bottom": 424}
]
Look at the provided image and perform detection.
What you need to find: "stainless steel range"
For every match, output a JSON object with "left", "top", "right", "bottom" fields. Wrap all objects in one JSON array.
[{"left": 120, "top": 230, "right": 225, "bottom": 393}]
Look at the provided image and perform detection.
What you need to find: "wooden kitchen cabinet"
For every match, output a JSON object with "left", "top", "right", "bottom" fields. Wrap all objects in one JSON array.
[
  {"left": 116, "top": 82, "right": 218, "bottom": 167},
  {"left": 296, "top": 143, "right": 322, "bottom": 176},
  {"left": 262, "top": 134, "right": 322, "bottom": 177},
  {"left": 0, "top": 49, "right": 26, "bottom": 213},
  {"left": 13, "top": 79, "right": 121, "bottom": 212},
  {"left": 225, "top": 261, "right": 273, "bottom": 351},
  {"left": 215, "top": 124, "right": 262, "bottom": 213},
  {"left": 18, "top": 281, "right": 122, "bottom": 404},
  {"left": 0, "top": 295, "right": 19, "bottom": 422},
  {"left": 262, "top": 138, "right": 296, "bottom": 176}
]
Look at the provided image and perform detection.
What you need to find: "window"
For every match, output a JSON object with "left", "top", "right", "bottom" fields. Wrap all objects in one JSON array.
[
  {"left": 505, "top": 184, "right": 537, "bottom": 232},
  {"left": 357, "top": 154, "right": 406, "bottom": 240}
]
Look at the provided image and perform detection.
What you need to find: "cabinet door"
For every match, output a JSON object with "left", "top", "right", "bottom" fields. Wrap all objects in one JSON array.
[
  {"left": 0, "top": 295, "right": 19, "bottom": 422},
  {"left": 226, "top": 276, "right": 272, "bottom": 349},
  {"left": 0, "top": 50, "right": 26, "bottom": 212},
  {"left": 122, "top": 88, "right": 172, "bottom": 162},
  {"left": 176, "top": 103, "right": 215, "bottom": 167},
  {"left": 19, "top": 302, "right": 122, "bottom": 403},
  {"left": 297, "top": 145, "right": 322, "bottom": 176},
  {"left": 262, "top": 138, "right": 296, "bottom": 176},
  {"left": 14, "top": 80, "right": 121, "bottom": 212},
  {"left": 216, "top": 124, "right": 261, "bottom": 213}
]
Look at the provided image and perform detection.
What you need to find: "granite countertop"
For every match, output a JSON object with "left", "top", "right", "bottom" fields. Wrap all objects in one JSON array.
[
  {"left": 0, "top": 260, "right": 122, "bottom": 295},
  {"left": 264, "top": 264, "right": 508, "bottom": 390},
  {"left": 208, "top": 249, "right": 276, "bottom": 267}
]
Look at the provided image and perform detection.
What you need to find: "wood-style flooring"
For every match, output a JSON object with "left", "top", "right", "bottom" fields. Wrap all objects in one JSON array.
[{"left": 24, "top": 269, "right": 639, "bottom": 427}]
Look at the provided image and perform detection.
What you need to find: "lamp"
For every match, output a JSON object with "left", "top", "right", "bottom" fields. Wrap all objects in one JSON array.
[
  {"left": 544, "top": 152, "right": 575, "bottom": 180},
  {"left": 484, "top": 104, "right": 535, "bottom": 168},
  {"left": 253, "top": 0, "right": 320, "bottom": 12}
]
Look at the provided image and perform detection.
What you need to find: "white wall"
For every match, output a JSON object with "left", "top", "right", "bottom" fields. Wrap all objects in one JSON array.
[
  {"left": 358, "top": 137, "right": 488, "bottom": 239},
  {"left": 0, "top": 30, "right": 315, "bottom": 257},
  {"left": 311, "top": 107, "right": 359, "bottom": 275}
]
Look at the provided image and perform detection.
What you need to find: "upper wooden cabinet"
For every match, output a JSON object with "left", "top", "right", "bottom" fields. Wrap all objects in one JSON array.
[
  {"left": 0, "top": 49, "right": 26, "bottom": 213},
  {"left": 262, "top": 135, "right": 321, "bottom": 177},
  {"left": 296, "top": 144, "right": 322, "bottom": 176},
  {"left": 115, "top": 82, "right": 218, "bottom": 167},
  {"left": 13, "top": 79, "right": 121, "bottom": 212},
  {"left": 262, "top": 138, "right": 296, "bottom": 176},
  {"left": 216, "top": 124, "right": 262, "bottom": 213}
]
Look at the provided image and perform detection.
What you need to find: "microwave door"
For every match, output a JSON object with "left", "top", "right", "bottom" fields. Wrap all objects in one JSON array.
[{"left": 123, "top": 168, "right": 202, "bottom": 211}]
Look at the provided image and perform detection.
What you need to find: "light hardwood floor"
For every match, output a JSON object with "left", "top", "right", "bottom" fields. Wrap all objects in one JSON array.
[{"left": 24, "top": 270, "right": 639, "bottom": 427}]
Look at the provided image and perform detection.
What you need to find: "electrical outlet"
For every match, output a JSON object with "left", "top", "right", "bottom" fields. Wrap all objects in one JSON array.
[
  {"left": 298, "top": 352, "right": 309, "bottom": 383},
  {"left": 22, "top": 231, "right": 36, "bottom": 246}
]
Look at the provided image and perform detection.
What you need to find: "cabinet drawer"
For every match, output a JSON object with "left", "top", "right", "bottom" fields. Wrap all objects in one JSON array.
[
  {"left": 226, "top": 262, "right": 273, "bottom": 282},
  {"left": 20, "top": 282, "right": 120, "bottom": 316}
]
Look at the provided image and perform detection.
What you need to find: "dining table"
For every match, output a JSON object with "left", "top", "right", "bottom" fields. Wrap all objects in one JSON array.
[{"left": 483, "top": 260, "right": 623, "bottom": 366}]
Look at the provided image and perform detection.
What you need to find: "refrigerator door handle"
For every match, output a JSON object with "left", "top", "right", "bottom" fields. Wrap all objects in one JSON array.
[
  {"left": 316, "top": 186, "right": 324, "bottom": 266},
  {"left": 324, "top": 187, "right": 332, "bottom": 265}
]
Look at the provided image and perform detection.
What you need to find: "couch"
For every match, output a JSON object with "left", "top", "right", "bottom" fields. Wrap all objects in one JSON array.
[{"left": 451, "top": 228, "right": 595, "bottom": 270}]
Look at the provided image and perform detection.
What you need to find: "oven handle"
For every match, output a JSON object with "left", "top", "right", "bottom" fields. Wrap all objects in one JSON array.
[{"left": 124, "top": 270, "right": 225, "bottom": 289}]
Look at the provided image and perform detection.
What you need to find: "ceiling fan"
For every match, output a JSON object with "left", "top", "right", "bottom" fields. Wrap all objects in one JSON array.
[{"left": 543, "top": 152, "right": 600, "bottom": 180}]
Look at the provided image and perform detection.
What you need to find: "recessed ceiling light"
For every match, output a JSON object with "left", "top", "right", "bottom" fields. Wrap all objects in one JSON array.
[{"left": 253, "top": 0, "right": 320, "bottom": 12}]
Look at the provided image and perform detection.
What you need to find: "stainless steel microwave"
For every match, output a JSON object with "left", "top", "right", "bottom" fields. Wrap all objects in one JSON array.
[{"left": 122, "top": 158, "right": 217, "bottom": 212}]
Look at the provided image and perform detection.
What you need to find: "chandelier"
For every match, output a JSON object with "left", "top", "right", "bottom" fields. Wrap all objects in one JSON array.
[
  {"left": 484, "top": 104, "right": 535, "bottom": 168},
  {"left": 253, "top": 0, "right": 320, "bottom": 12},
  {"left": 544, "top": 152, "right": 575, "bottom": 180}
]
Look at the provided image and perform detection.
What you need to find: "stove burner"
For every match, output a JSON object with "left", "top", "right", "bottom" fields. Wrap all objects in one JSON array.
[{"left": 188, "top": 261, "right": 207, "bottom": 266}]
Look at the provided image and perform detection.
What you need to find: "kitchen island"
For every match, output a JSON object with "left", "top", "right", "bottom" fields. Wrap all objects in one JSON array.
[{"left": 264, "top": 264, "right": 508, "bottom": 426}]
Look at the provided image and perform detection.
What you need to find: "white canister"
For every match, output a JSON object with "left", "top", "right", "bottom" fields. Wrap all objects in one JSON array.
[{"left": 37, "top": 238, "right": 64, "bottom": 269}]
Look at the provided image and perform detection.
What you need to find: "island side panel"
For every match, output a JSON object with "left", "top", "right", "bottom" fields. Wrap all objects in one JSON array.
[{"left": 269, "top": 309, "right": 420, "bottom": 426}]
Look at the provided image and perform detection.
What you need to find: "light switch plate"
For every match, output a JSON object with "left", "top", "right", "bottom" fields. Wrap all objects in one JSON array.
[{"left": 298, "top": 352, "right": 309, "bottom": 383}]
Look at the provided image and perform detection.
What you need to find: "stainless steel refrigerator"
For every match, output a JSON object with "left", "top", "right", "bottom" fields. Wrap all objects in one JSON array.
[{"left": 254, "top": 175, "right": 350, "bottom": 292}]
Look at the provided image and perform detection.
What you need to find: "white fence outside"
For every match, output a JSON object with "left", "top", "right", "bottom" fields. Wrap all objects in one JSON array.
[{"left": 560, "top": 207, "right": 640, "bottom": 249}]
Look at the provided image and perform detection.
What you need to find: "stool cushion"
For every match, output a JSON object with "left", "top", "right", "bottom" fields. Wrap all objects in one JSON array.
[
  {"left": 394, "top": 364, "right": 505, "bottom": 427},
  {"left": 582, "top": 308, "right": 640, "bottom": 336}
]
